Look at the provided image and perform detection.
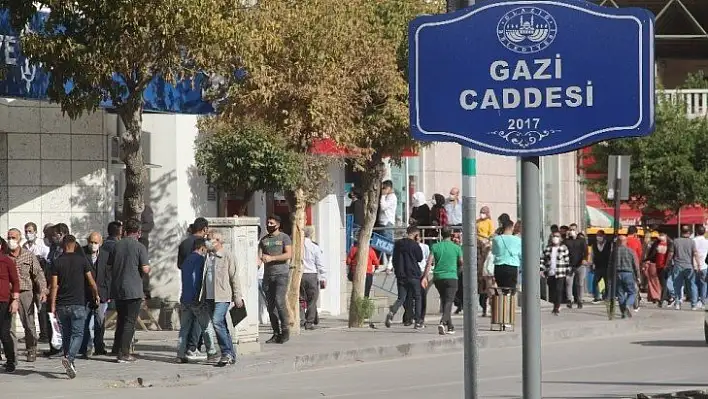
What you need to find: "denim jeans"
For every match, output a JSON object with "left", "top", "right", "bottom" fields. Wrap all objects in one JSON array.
[
  {"left": 661, "top": 267, "right": 675, "bottom": 300},
  {"left": 616, "top": 272, "right": 636, "bottom": 310},
  {"left": 81, "top": 302, "right": 108, "bottom": 354},
  {"left": 210, "top": 301, "right": 235, "bottom": 358},
  {"left": 56, "top": 305, "right": 88, "bottom": 363},
  {"left": 176, "top": 303, "right": 217, "bottom": 358},
  {"left": 390, "top": 278, "right": 422, "bottom": 323},
  {"left": 696, "top": 269, "right": 708, "bottom": 304},
  {"left": 673, "top": 267, "right": 698, "bottom": 306}
]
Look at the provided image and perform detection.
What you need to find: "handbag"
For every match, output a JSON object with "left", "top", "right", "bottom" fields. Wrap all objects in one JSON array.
[
  {"left": 483, "top": 251, "right": 495, "bottom": 277},
  {"left": 229, "top": 301, "right": 248, "bottom": 327}
]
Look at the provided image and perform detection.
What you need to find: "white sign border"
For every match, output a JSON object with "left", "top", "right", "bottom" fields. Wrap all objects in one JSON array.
[{"left": 413, "top": 0, "right": 654, "bottom": 155}]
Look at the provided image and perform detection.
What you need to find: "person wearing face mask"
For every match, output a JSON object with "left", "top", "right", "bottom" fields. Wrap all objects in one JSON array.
[
  {"left": 23, "top": 222, "right": 50, "bottom": 263},
  {"left": 175, "top": 238, "right": 218, "bottom": 364},
  {"left": 590, "top": 230, "right": 613, "bottom": 304},
  {"left": 445, "top": 187, "right": 463, "bottom": 226},
  {"left": 79, "top": 232, "right": 111, "bottom": 357},
  {"left": 6, "top": 228, "right": 47, "bottom": 363},
  {"left": 563, "top": 224, "right": 588, "bottom": 309},
  {"left": 645, "top": 232, "right": 675, "bottom": 307},
  {"left": 259, "top": 215, "right": 293, "bottom": 344},
  {"left": 541, "top": 232, "right": 570, "bottom": 315},
  {"left": 476, "top": 206, "right": 494, "bottom": 240}
]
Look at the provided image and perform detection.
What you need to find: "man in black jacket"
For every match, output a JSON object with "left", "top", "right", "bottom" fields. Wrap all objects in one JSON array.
[
  {"left": 102, "top": 221, "right": 123, "bottom": 258},
  {"left": 385, "top": 226, "right": 424, "bottom": 329},
  {"left": 80, "top": 232, "right": 111, "bottom": 357},
  {"left": 564, "top": 224, "right": 588, "bottom": 308},
  {"left": 590, "top": 230, "right": 612, "bottom": 303}
]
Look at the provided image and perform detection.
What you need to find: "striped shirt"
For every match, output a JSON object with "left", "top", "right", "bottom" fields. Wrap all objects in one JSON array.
[{"left": 9, "top": 249, "right": 47, "bottom": 293}]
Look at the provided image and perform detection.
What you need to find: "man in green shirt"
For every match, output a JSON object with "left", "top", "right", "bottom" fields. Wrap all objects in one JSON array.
[{"left": 423, "top": 227, "right": 462, "bottom": 335}]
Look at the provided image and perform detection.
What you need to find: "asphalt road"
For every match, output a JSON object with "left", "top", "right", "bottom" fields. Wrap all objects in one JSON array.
[{"left": 3, "top": 325, "right": 706, "bottom": 398}]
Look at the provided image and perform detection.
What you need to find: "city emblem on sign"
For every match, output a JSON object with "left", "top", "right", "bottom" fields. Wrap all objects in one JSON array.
[{"left": 408, "top": 0, "right": 655, "bottom": 157}]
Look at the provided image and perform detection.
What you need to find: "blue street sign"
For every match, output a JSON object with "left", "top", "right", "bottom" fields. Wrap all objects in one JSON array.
[
  {"left": 0, "top": 10, "right": 214, "bottom": 114},
  {"left": 409, "top": 0, "right": 655, "bottom": 156}
]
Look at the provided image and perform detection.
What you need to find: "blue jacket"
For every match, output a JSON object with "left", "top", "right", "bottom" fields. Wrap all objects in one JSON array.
[{"left": 180, "top": 252, "right": 206, "bottom": 304}]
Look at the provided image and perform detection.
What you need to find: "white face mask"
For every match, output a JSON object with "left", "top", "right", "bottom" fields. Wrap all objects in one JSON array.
[
  {"left": 479, "top": 213, "right": 487, "bottom": 220},
  {"left": 569, "top": 231, "right": 578, "bottom": 239},
  {"left": 551, "top": 237, "right": 561, "bottom": 245},
  {"left": 7, "top": 239, "right": 19, "bottom": 250},
  {"left": 596, "top": 236, "right": 604, "bottom": 243},
  {"left": 25, "top": 233, "right": 36, "bottom": 242},
  {"left": 90, "top": 243, "right": 100, "bottom": 253}
]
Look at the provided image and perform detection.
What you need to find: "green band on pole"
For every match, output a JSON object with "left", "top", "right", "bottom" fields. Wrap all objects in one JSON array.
[{"left": 462, "top": 158, "right": 477, "bottom": 176}]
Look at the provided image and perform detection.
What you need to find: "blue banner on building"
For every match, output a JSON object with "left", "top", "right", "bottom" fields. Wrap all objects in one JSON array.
[{"left": 0, "top": 10, "right": 214, "bottom": 114}]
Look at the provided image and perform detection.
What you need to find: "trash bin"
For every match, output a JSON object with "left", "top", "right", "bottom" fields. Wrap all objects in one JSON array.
[{"left": 490, "top": 287, "right": 516, "bottom": 332}]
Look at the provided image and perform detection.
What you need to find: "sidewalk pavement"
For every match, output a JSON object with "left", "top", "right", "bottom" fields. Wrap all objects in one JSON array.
[{"left": 0, "top": 302, "right": 702, "bottom": 390}]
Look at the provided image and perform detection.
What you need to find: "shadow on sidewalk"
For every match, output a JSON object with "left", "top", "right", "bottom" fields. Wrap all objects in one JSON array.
[
  {"left": 12, "top": 369, "right": 65, "bottom": 379},
  {"left": 631, "top": 340, "right": 706, "bottom": 348}
]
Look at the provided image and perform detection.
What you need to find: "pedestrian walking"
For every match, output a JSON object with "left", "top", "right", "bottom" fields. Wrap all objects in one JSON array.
[
  {"left": 203, "top": 233, "right": 243, "bottom": 366},
  {"left": 541, "top": 233, "right": 570, "bottom": 315},
  {"left": 590, "top": 230, "right": 612, "bottom": 303},
  {"left": 109, "top": 218, "right": 150, "bottom": 362},
  {"left": 564, "top": 224, "right": 588, "bottom": 308},
  {"left": 613, "top": 236, "right": 641, "bottom": 319},
  {"left": 301, "top": 227, "right": 326, "bottom": 330},
  {"left": 6, "top": 228, "right": 47, "bottom": 362},
  {"left": 0, "top": 237, "right": 20, "bottom": 373},
  {"left": 385, "top": 226, "right": 424, "bottom": 329},
  {"left": 669, "top": 225, "right": 701, "bottom": 310},
  {"left": 49, "top": 235, "right": 100, "bottom": 378},
  {"left": 692, "top": 225, "right": 708, "bottom": 307},
  {"left": 422, "top": 227, "right": 462, "bottom": 335},
  {"left": 80, "top": 232, "right": 111, "bottom": 357},
  {"left": 645, "top": 232, "right": 675, "bottom": 307}
]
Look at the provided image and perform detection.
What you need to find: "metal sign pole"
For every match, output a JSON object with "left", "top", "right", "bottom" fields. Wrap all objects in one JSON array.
[
  {"left": 521, "top": 156, "right": 542, "bottom": 399},
  {"left": 445, "top": 1, "right": 479, "bottom": 398}
]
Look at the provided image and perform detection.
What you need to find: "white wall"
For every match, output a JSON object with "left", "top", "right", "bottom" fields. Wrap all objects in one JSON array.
[
  {"left": 0, "top": 99, "right": 110, "bottom": 241},
  {"left": 141, "top": 114, "right": 217, "bottom": 301},
  {"left": 313, "top": 162, "right": 345, "bottom": 316}
]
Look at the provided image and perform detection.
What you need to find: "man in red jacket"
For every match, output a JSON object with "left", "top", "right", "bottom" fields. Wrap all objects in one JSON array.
[
  {"left": 626, "top": 226, "right": 644, "bottom": 310},
  {"left": 0, "top": 237, "right": 21, "bottom": 373}
]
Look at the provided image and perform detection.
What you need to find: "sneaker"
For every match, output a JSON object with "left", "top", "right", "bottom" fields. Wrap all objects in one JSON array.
[
  {"left": 667, "top": 297, "right": 676, "bottom": 306},
  {"left": 62, "top": 357, "right": 77, "bottom": 379},
  {"left": 217, "top": 355, "right": 235, "bottom": 367},
  {"left": 304, "top": 323, "right": 315, "bottom": 330},
  {"left": 402, "top": 321, "right": 413, "bottom": 327},
  {"left": 265, "top": 334, "right": 281, "bottom": 344},
  {"left": 674, "top": 303, "right": 681, "bottom": 311},
  {"left": 176, "top": 357, "right": 189, "bottom": 364},
  {"left": 414, "top": 323, "right": 424, "bottom": 330},
  {"left": 446, "top": 327, "right": 456, "bottom": 335},
  {"left": 117, "top": 355, "right": 137, "bottom": 363},
  {"left": 692, "top": 306, "right": 699, "bottom": 311},
  {"left": 3, "top": 363, "right": 16, "bottom": 373},
  {"left": 577, "top": 302, "right": 583, "bottom": 309},
  {"left": 438, "top": 324, "right": 446, "bottom": 336},
  {"left": 26, "top": 348, "right": 37, "bottom": 363},
  {"left": 566, "top": 303, "right": 573, "bottom": 309},
  {"left": 94, "top": 349, "right": 108, "bottom": 356},
  {"left": 552, "top": 309, "right": 559, "bottom": 316},
  {"left": 384, "top": 312, "right": 394, "bottom": 328},
  {"left": 186, "top": 349, "right": 204, "bottom": 360},
  {"left": 591, "top": 299, "right": 602, "bottom": 304}
]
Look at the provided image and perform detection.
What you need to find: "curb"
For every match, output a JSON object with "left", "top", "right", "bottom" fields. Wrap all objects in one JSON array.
[{"left": 106, "top": 316, "right": 697, "bottom": 389}]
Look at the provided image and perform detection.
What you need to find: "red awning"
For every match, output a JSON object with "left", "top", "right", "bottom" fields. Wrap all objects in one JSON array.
[
  {"left": 586, "top": 191, "right": 708, "bottom": 225},
  {"left": 309, "top": 138, "right": 418, "bottom": 157}
]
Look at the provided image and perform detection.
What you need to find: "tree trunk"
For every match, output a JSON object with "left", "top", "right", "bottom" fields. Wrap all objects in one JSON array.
[
  {"left": 237, "top": 190, "right": 255, "bottom": 216},
  {"left": 348, "top": 156, "right": 384, "bottom": 328},
  {"left": 118, "top": 107, "right": 146, "bottom": 221},
  {"left": 285, "top": 187, "right": 307, "bottom": 334}
]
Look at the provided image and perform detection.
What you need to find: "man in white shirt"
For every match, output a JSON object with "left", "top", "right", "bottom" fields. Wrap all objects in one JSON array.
[
  {"left": 23, "top": 222, "right": 50, "bottom": 262},
  {"left": 693, "top": 225, "right": 708, "bottom": 307},
  {"left": 301, "top": 227, "right": 327, "bottom": 330},
  {"left": 377, "top": 180, "right": 397, "bottom": 239},
  {"left": 445, "top": 187, "right": 463, "bottom": 226}
]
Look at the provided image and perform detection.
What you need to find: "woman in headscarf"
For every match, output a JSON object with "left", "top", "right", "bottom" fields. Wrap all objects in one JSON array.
[
  {"left": 431, "top": 194, "right": 449, "bottom": 228},
  {"left": 410, "top": 192, "right": 431, "bottom": 227}
]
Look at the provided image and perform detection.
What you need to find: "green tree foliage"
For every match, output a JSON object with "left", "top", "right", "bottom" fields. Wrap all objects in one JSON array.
[
  {"left": 345, "top": 0, "right": 443, "bottom": 327},
  {"left": 194, "top": 119, "right": 303, "bottom": 215},
  {"left": 586, "top": 100, "right": 708, "bottom": 216},
  {"left": 5, "top": 0, "right": 230, "bottom": 220}
]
